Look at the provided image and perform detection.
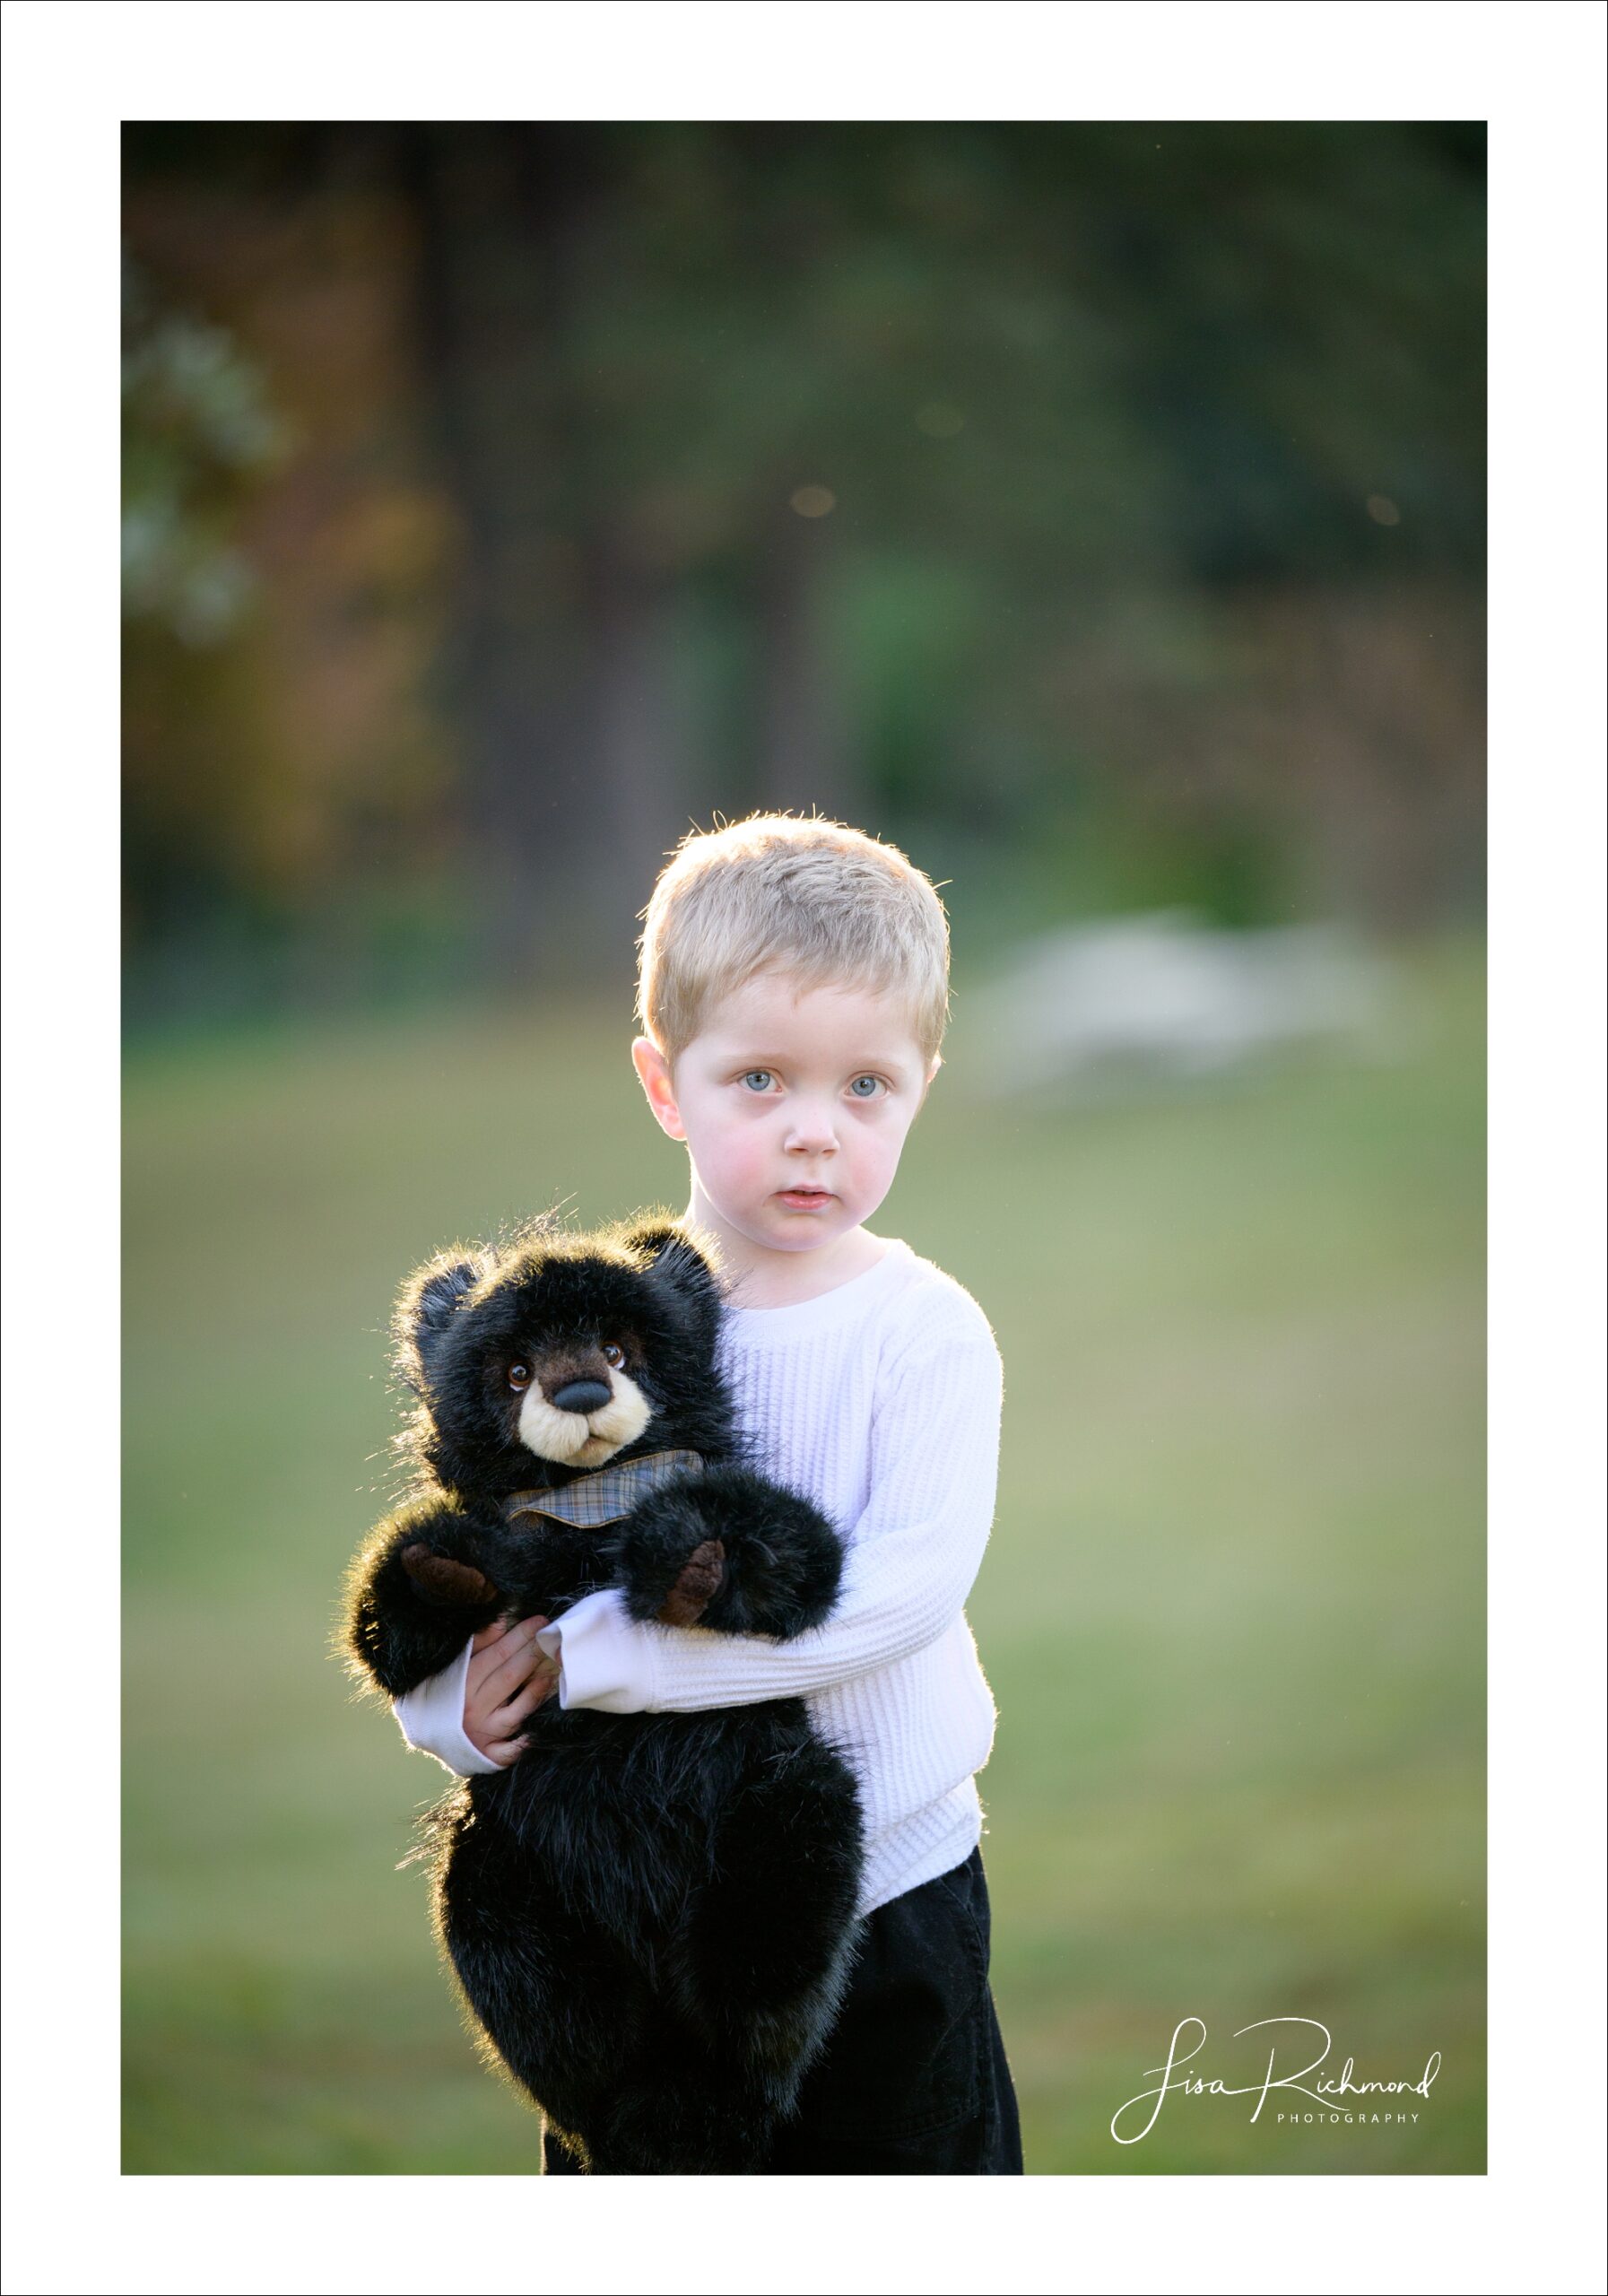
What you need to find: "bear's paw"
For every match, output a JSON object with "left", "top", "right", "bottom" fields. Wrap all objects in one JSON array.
[
  {"left": 402, "top": 1543, "right": 499, "bottom": 1608},
  {"left": 656, "top": 1539, "right": 726, "bottom": 1627}
]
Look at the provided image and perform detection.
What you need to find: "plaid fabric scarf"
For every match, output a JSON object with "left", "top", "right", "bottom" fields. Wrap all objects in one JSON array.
[{"left": 500, "top": 1448, "right": 705, "bottom": 1530}]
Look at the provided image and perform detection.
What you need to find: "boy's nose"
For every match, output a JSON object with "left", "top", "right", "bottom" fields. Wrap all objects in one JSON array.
[{"left": 784, "top": 1109, "right": 838, "bottom": 1153}]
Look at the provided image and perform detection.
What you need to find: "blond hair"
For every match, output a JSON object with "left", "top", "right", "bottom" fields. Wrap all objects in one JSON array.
[{"left": 636, "top": 813, "right": 951, "bottom": 1070}]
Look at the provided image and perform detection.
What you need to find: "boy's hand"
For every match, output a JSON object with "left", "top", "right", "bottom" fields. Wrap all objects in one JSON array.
[{"left": 463, "top": 1616, "right": 560, "bottom": 1764}]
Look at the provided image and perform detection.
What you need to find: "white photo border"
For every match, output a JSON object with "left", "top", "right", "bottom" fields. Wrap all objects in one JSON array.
[{"left": 3, "top": 4, "right": 1604, "bottom": 2292}]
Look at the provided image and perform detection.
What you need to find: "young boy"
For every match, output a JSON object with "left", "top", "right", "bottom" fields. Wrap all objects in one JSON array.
[{"left": 394, "top": 813, "right": 1022, "bottom": 2175}]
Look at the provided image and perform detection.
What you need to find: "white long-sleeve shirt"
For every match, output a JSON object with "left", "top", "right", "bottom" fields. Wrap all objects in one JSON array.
[{"left": 392, "top": 1237, "right": 1004, "bottom": 1917}]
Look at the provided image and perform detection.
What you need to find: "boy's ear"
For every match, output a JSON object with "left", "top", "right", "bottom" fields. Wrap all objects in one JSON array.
[
  {"left": 393, "top": 1246, "right": 491, "bottom": 1391},
  {"left": 631, "top": 1035, "right": 686, "bottom": 1141}
]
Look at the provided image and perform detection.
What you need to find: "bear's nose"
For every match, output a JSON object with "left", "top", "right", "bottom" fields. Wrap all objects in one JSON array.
[{"left": 550, "top": 1378, "right": 613, "bottom": 1415}]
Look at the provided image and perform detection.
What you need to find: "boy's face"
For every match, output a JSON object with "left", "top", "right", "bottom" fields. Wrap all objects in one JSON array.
[{"left": 632, "top": 972, "right": 938, "bottom": 1263}]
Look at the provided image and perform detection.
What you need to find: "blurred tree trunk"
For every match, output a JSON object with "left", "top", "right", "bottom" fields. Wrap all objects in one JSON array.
[
  {"left": 754, "top": 500, "right": 860, "bottom": 822},
  {"left": 396, "top": 124, "right": 682, "bottom": 984},
  {"left": 398, "top": 126, "right": 540, "bottom": 954},
  {"left": 576, "top": 530, "right": 685, "bottom": 944}
]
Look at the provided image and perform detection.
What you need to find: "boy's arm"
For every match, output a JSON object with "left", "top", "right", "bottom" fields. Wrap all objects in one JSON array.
[{"left": 537, "top": 1306, "right": 1003, "bottom": 1717}]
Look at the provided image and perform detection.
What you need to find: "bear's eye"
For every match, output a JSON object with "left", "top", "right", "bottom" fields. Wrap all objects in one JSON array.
[
  {"left": 602, "top": 1342, "right": 625, "bottom": 1369},
  {"left": 507, "top": 1362, "right": 533, "bottom": 1391}
]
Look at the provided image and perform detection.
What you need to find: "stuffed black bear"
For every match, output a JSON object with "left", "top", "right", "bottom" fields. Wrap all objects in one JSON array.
[{"left": 343, "top": 1212, "right": 865, "bottom": 2174}]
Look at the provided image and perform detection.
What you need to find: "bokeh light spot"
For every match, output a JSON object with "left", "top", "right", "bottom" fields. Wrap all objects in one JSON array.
[
  {"left": 789, "top": 484, "right": 837, "bottom": 518},
  {"left": 916, "top": 401, "right": 964, "bottom": 438},
  {"left": 1366, "top": 493, "right": 1402, "bottom": 526}
]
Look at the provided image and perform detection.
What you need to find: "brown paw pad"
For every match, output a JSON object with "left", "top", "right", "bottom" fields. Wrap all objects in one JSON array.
[
  {"left": 402, "top": 1543, "right": 497, "bottom": 1606},
  {"left": 656, "top": 1539, "right": 726, "bottom": 1627}
]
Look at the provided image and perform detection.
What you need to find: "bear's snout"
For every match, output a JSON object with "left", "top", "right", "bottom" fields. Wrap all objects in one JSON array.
[
  {"left": 551, "top": 1378, "right": 613, "bottom": 1415},
  {"left": 516, "top": 1349, "right": 654, "bottom": 1467}
]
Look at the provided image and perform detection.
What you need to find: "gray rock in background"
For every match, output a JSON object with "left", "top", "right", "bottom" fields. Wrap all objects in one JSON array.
[{"left": 959, "top": 911, "right": 1399, "bottom": 1102}]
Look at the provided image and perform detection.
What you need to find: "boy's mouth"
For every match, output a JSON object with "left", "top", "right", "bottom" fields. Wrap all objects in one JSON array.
[{"left": 776, "top": 1186, "right": 833, "bottom": 1211}]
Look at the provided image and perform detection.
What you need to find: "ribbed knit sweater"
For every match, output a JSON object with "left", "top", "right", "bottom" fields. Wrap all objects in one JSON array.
[{"left": 392, "top": 1237, "right": 1004, "bottom": 1917}]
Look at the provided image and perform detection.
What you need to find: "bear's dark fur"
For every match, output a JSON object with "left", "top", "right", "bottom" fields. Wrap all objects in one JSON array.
[{"left": 342, "top": 1212, "right": 865, "bottom": 2174}]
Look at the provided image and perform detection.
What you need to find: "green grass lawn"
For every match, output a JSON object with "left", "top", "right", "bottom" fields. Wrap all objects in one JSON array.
[{"left": 122, "top": 941, "right": 1485, "bottom": 2173}]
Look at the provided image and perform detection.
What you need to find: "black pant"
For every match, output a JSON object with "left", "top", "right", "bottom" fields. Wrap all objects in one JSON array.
[{"left": 543, "top": 1844, "right": 1023, "bottom": 2175}]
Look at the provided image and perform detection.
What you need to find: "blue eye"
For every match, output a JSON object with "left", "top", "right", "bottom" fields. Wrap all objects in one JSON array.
[
  {"left": 848, "top": 1074, "right": 884, "bottom": 1099},
  {"left": 741, "top": 1070, "right": 774, "bottom": 1092}
]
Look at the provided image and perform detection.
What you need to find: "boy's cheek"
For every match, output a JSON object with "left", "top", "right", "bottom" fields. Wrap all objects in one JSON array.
[{"left": 690, "top": 1137, "right": 769, "bottom": 1211}]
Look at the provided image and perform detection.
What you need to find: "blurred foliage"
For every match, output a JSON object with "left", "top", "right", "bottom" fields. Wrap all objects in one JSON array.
[
  {"left": 121, "top": 123, "right": 1485, "bottom": 1023},
  {"left": 122, "top": 253, "right": 289, "bottom": 642},
  {"left": 122, "top": 941, "right": 1484, "bottom": 2172}
]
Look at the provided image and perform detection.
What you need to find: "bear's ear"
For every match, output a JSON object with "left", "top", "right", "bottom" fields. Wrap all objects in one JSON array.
[
  {"left": 393, "top": 1247, "right": 491, "bottom": 1392},
  {"left": 618, "top": 1213, "right": 724, "bottom": 1327}
]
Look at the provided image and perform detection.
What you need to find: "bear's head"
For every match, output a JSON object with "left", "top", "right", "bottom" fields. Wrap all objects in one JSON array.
[{"left": 392, "top": 1213, "right": 734, "bottom": 1505}]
